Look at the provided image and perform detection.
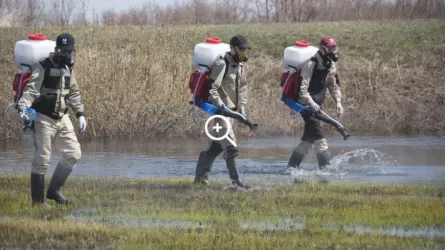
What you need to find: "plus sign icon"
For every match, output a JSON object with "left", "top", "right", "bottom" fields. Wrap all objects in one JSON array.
[{"left": 204, "top": 115, "right": 236, "bottom": 147}]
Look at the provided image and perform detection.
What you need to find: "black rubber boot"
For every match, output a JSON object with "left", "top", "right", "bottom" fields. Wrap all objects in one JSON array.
[
  {"left": 30, "top": 173, "right": 50, "bottom": 208},
  {"left": 287, "top": 141, "right": 312, "bottom": 169},
  {"left": 46, "top": 164, "right": 73, "bottom": 205},
  {"left": 225, "top": 146, "right": 250, "bottom": 189},
  {"left": 287, "top": 150, "right": 306, "bottom": 169},
  {"left": 316, "top": 151, "right": 331, "bottom": 170},
  {"left": 193, "top": 142, "right": 223, "bottom": 185}
]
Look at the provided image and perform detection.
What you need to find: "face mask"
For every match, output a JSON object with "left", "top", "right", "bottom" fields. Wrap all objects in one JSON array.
[
  {"left": 322, "top": 46, "right": 339, "bottom": 63},
  {"left": 233, "top": 47, "right": 248, "bottom": 63},
  {"left": 54, "top": 49, "right": 74, "bottom": 66},
  {"left": 327, "top": 52, "right": 339, "bottom": 62}
]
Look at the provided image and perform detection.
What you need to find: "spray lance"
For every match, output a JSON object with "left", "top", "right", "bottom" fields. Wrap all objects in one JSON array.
[
  {"left": 281, "top": 67, "right": 350, "bottom": 140},
  {"left": 191, "top": 65, "right": 258, "bottom": 131}
]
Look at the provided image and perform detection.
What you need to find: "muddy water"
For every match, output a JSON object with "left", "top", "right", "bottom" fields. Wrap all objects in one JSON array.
[{"left": 1, "top": 136, "right": 445, "bottom": 185}]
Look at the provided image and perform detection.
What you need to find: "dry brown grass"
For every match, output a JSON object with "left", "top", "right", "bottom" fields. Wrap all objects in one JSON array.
[{"left": 0, "top": 20, "right": 444, "bottom": 141}]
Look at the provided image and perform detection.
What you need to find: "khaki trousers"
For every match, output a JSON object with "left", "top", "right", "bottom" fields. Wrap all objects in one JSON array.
[
  {"left": 211, "top": 116, "right": 236, "bottom": 150},
  {"left": 31, "top": 113, "right": 81, "bottom": 175}
]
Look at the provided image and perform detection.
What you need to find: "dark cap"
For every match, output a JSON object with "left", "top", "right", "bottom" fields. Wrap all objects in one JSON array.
[
  {"left": 320, "top": 36, "right": 337, "bottom": 47},
  {"left": 56, "top": 33, "right": 75, "bottom": 51},
  {"left": 230, "top": 34, "right": 250, "bottom": 50}
]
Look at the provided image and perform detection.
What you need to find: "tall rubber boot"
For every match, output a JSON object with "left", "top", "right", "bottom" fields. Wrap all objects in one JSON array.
[
  {"left": 194, "top": 142, "right": 223, "bottom": 185},
  {"left": 287, "top": 150, "right": 305, "bottom": 169},
  {"left": 287, "top": 141, "right": 312, "bottom": 169},
  {"left": 316, "top": 151, "right": 331, "bottom": 170},
  {"left": 30, "top": 173, "right": 50, "bottom": 208},
  {"left": 46, "top": 164, "right": 73, "bottom": 205},
  {"left": 225, "top": 145, "right": 250, "bottom": 189}
]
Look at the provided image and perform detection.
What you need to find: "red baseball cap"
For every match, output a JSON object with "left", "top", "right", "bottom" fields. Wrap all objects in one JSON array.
[{"left": 320, "top": 36, "right": 337, "bottom": 47}]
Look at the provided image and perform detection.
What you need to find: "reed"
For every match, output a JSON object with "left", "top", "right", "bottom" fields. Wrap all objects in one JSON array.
[{"left": 0, "top": 20, "right": 444, "bottom": 141}]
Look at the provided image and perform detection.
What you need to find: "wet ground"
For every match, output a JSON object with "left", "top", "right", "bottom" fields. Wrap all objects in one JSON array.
[{"left": 1, "top": 136, "right": 444, "bottom": 185}]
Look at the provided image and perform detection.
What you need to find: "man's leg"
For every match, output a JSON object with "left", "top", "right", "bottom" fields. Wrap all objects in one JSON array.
[
  {"left": 287, "top": 140, "right": 312, "bottom": 169},
  {"left": 47, "top": 115, "right": 81, "bottom": 205},
  {"left": 31, "top": 114, "right": 57, "bottom": 207},
  {"left": 301, "top": 113, "right": 331, "bottom": 170},
  {"left": 314, "top": 138, "right": 331, "bottom": 170},
  {"left": 193, "top": 140, "right": 224, "bottom": 185},
  {"left": 287, "top": 112, "right": 316, "bottom": 169},
  {"left": 218, "top": 118, "right": 250, "bottom": 189}
]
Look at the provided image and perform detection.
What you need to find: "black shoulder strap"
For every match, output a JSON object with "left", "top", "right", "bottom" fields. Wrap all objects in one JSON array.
[
  {"left": 223, "top": 56, "right": 230, "bottom": 79},
  {"left": 310, "top": 56, "right": 317, "bottom": 65},
  {"left": 40, "top": 58, "right": 52, "bottom": 89}
]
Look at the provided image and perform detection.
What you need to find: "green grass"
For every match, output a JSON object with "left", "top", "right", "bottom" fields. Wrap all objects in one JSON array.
[
  {"left": 1, "top": 20, "right": 445, "bottom": 141},
  {"left": 1, "top": 175, "right": 444, "bottom": 249}
]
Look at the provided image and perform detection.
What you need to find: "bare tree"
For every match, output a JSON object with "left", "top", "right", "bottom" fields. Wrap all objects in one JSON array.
[
  {"left": 251, "top": 0, "right": 263, "bottom": 20},
  {"left": 22, "top": 0, "right": 42, "bottom": 27},
  {"left": 273, "top": 0, "right": 280, "bottom": 22},
  {"left": 304, "top": 0, "right": 317, "bottom": 21},
  {"left": 282, "top": 0, "right": 289, "bottom": 22},
  {"left": 72, "top": 0, "right": 90, "bottom": 26},
  {"left": 102, "top": 8, "right": 117, "bottom": 26},
  {"left": 90, "top": 0, "right": 443, "bottom": 26},
  {"left": 265, "top": 0, "right": 270, "bottom": 21},
  {"left": 0, "top": 0, "right": 17, "bottom": 18},
  {"left": 45, "top": 0, "right": 76, "bottom": 26}
]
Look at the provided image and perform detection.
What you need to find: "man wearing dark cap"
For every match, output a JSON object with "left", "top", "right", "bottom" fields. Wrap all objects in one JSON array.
[
  {"left": 17, "top": 33, "right": 86, "bottom": 207},
  {"left": 193, "top": 34, "right": 251, "bottom": 189}
]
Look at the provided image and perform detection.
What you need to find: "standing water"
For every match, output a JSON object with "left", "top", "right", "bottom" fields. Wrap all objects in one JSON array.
[{"left": 0, "top": 136, "right": 444, "bottom": 185}]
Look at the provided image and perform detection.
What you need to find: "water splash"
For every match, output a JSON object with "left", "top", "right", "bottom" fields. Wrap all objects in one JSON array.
[
  {"left": 331, "top": 148, "right": 398, "bottom": 168},
  {"left": 287, "top": 148, "right": 403, "bottom": 179}
]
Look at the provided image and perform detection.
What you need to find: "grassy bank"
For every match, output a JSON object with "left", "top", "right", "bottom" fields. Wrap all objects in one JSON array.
[
  {"left": 0, "top": 175, "right": 444, "bottom": 249},
  {"left": 0, "top": 20, "right": 444, "bottom": 141}
]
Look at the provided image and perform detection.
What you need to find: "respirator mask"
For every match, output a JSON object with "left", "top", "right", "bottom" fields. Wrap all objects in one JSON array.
[
  {"left": 54, "top": 48, "right": 75, "bottom": 67},
  {"left": 322, "top": 45, "right": 339, "bottom": 63}
]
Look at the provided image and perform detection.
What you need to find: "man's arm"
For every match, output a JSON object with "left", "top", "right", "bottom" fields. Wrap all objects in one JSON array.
[
  {"left": 208, "top": 59, "right": 227, "bottom": 107},
  {"left": 17, "top": 65, "right": 44, "bottom": 110},
  {"left": 66, "top": 69, "right": 85, "bottom": 118},
  {"left": 298, "top": 61, "right": 316, "bottom": 103},
  {"left": 238, "top": 64, "right": 248, "bottom": 110},
  {"left": 326, "top": 62, "right": 342, "bottom": 104}
]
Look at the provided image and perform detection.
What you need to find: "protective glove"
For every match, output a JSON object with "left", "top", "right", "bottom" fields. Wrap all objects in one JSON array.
[
  {"left": 308, "top": 99, "right": 321, "bottom": 114},
  {"left": 18, "top": 107, "right": 35, "bottom": 128},
  {"left": 336, "top": 102, "right": 344, "bottom": 117},
  {"left": 78, "top": 116, "right": 87, "bottom": 133},
  {"left": 216, "top": 99, "right": 228, "bottom": 114},
  {"left": 19, "top": 110, "right": 31, "bottom": 125},
  {"left": 240, "top": 106, "right": 247, "bottom": 119}
]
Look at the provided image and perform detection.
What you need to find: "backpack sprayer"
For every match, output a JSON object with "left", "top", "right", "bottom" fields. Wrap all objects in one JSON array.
[
  {"left": 280, "top": 41, "right": 350, "bottom": 140},
  {"left": 4, "top": 34, "right": 55, "bottom": 132},
  {"left": 189, "top": 38, "right": 258, "bottom": 131}
]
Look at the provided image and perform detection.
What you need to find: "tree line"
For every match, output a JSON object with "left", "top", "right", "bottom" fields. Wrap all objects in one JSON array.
[{"left": 0, "top": 0, "right": 444, "bottom": 27}]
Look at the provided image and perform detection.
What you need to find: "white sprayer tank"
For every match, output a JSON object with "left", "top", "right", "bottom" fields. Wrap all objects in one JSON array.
[
  {"left": 14, "top": 34, "right": 56, "bottom": 69},
  {"left": 192, "top": 37, "right": 231, "bottom": 70},
  {"left": 282, "top": 41, "right": 319, "bottom": 70}
]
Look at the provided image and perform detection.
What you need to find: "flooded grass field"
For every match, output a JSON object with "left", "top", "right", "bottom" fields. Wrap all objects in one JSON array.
[
  {"left": 1, "top": 136, "right": 444, "bottom": 249},
  {"left": 2, "top": 136, "right": 445, "bottom": 184}
]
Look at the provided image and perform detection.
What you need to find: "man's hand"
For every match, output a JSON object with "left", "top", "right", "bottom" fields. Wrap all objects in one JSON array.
[
  {"left": 308, "top": 99, "right": 321, "bottom": 114},
  {"left": 19, "top": 110, "right": 31, "bottom": 124},
  {"left": 18, "top": 107, "right": 35, "bottom": 127},
  {"left": 78, "top": 116, "right": 87, "bottom": 133},
  {"left": 336, "top": 102, "right": 344, "bottom": 117}
]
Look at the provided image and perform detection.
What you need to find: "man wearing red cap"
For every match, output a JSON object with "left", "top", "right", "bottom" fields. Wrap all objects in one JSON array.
[{"left": 287, "top": 36, "right": 344, "bottom": 170}]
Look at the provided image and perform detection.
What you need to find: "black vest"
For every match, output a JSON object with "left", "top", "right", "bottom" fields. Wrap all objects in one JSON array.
[{"left": 307, "top": 55, "right": 332, "bottom": 105}]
